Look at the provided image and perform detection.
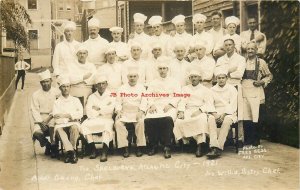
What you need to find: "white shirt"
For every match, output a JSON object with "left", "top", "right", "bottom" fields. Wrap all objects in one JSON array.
[
  {"left": 98, "top": 62, "right": 123, "bottom": 92},
  {"left": 190, "top": 56, "right": 216, "bottom": 81},
  {"left": 67, "top": 60, "right": 96, "bottom": 85},
  {"left": 128, "top": 32, "right": 151, "bottom": 59},
  {"left": 208, "top": 27, "right": 226, "bottom": 49},
  {"left": 216, "top": 52, "right": 246, "bottom": 85},
  {"left": 191, "top": 31, "right": 214, "bottom": 55},
  {"left": 210, "top": 83, "right": 237, "bottom": 116},
  {"left": 121, "top": 58, "right": 147, "bottom": 85},
  {"left": 168, "top": 32, "right": 192, "bottom": 57},
  {"left": 52, "top": 95, "right": 83, "bottom": 121},
  {"left": 31, "top": 87, "right": 61, "bottom": 123},
  {"left": 85, "top": 90, "right": 115, "bottom": 119},
  {"left": 83, "top": 35, "right": 109, "bottom": 67},
  {"left": 109, "top": 41, "right": 130, "bottom": 60},
  {"left": 52, "top": 40, "right": 80, "bottom": 76},
  {"left": 169, "top": 58, "right": 190, "bottom": 86},
  {"left": 15, "top": 60, "right": 30, "bottom": 71},
  {"left": 240, "top": 29, "right": 266, "bottom": 55},
  {"left": 150, "top": 33, "right": 170, "bottom": 56},
  {"left": 178, "top": 83, "right": 214, "bottom": 113},
  {"left": 215, "top": 33, "right": 244, "bottom": 53}
]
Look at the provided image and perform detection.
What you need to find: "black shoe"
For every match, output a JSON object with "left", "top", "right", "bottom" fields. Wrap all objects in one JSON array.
[
  {"left": 123, "top": 147, "right": 129, "bottom": 158},
  {"left": 89, "top": 144, "right": 97, "bottom": 159},
  {"left": 64, "top": 151, "right": 72, "bottom": 163},
  {"left": 207, "top": 147, "right": 221, "bottom": 159},
  {"left": 50, "top": 145, "right": 59, "bottom": 158},
  {"left": 70, "top": 151, "right": 78, "bottom": 164},
  {"left": 135, "top": 147, "right": 143, "bottom": 157},
  {"left": 100, "top": 145, "right": 108, "bottom": 162},
  {"left": 45, "top": 143, "right": 51, "bottom": 156},
  {"left": 148, "top": 147, "right": 156, "bottom": 156},
  {"left": 164, "top": 147, "right": 171, "bottom": 159},
  {"left": 252, "top": 139, "right": 260, "bottom": 147},
  {"left": 195, "top": 144, "right": 203, "bottom": 157}
]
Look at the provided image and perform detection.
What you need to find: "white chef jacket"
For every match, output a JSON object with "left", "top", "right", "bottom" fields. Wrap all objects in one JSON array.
[
  {"left": 98, "top": 61, "right": 123, "bottom": 92},
  {"left": 109, "top": 41, "right": 130, "bottom": 60},
  {"left": 190, "top": 55, "right": 216, "bottom": 81},
  {"left": 240, "top": 29, "right": 267, "bottom": 55},
  {"left": 169, "top": 58, "right": 190, "bottom": 86},
  {"left": 52, "top": 95, "right": 83, "bottom": 128},
  {"left": 121, "top": 58, "right": 147, "bottom": 85},
  {"left": 67, "top": 60, "right": 96, "bottom": 85},
  {"left": 208, "top": 27, "right": 227, "bottom": 49},
  {"left": 31, "top": 87, "right": 61, "bottom": 124},
  {"left": 215, "top": 33, "right": 244, "bottom": 54},
  {"left": 115, "top": 83, "right": 147, "bottom": 123},
  {"left": 52, "top": 40, "right": 80, "bottom": 76},
  {"left": 149, "top": 33, "right": 170, "bottom": 56},
  {"left": 145, "top": 76, "right": 181, "bottom": 120},
  {"left": 167, "top": 32, "right": 192, "bottom": 57},
  {"left": 83, "top": 35, "right": 109, "bottom": 68},
  {"left": 128, "top": 32, "right": 151, "bottom": 59},
  {"left": 191, "top": 31, "right": 214, "bottom": 55},
  {"left": 216, "top": 52, "right": 246, "bottom": 85},
  {"left": 210, "top": 83, "right": 238, "bottom": 122}
]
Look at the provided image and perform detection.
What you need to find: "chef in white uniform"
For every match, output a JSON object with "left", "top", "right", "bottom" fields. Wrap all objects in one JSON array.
[
  {"left": 190, "top": 41, "right": 216, "bottom": 88},
  {"left": 67, "top": 44, "right": 96, "bottom": 109},
  {"left": 52, "top": 21, "right": 80, "bottom": 77},
  {"left": 109, "top": 26, "right": 130, "bottom": 62},
  {"left": 169, "top": 42, "right": 190, "bottom": 87},
  {"left": 122, "top": 42, "right": 147, "bottom": 85},
  {"left": 31, "top": 69, "right": 60, "bottom": 158},
  {"left": 80, "top": 74, "right": 115, "bottom": 162},
  {"left": 145, "top": 42, "right": 163, "bottom": 85},
  {"left": 128, "top": 13, "right": 151, "bottom": 59},
  {"left": 83, "top": 17, "right": 109, "bottom": 68},
  {"left": 114, "top": 67, "right": 147, "bottom": 158},
  {"left": 53, "top": 76, "right": 83, "bottom": 164},
  {"left": 191, "top": 14, "right": 214, "bottom": 56},
  {"left": 97, "top": 47, "right": 123, "bottom": 93},
  {"left": 148, "top": 15, "right": 170, "bottom": 56},
  {"left": 174, "top": 69, "right": 214, "bottom": 157},
  {"left": 167, "top": 14, "right": 192, "bottom": 57},
  {"left": 207, "top": 68, "right": 238, "bottom": 159},
  {"left": 144, "top": 56, "right": 181, "bottom": 159}
]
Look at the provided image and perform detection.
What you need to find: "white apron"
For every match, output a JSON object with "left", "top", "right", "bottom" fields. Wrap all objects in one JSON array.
[{"left": 242, "top": 80, "right": 261, "bottom": 122}]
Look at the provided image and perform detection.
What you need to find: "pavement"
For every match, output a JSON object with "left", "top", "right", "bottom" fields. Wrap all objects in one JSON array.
[{"left": 0, "top": 73, "right": 299, "bottom": 190}]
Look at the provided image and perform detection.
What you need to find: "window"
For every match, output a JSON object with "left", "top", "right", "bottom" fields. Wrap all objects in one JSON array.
[
  {"left": 28, "top": 30, "right": 38, "bottom": 49},
  {"left": 28, "top": 0, "right": 37, "bottom": 10}
]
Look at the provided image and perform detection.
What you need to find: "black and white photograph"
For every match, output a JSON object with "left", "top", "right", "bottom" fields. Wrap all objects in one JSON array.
[{"left": 0, "top": 0, "right": 299, "bottom": 189}]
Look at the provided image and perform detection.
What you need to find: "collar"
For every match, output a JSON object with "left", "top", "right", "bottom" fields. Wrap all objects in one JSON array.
[
  {"left": 95, "top": 90, "right": 109, "bottom": 98},
  {"left": 89, "top": 35, "right": 101, "bottom": 41}
]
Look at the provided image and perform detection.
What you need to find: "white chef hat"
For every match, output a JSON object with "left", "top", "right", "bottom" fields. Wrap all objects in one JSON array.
[
  {"left": 76, "top": 44, "right": 88, "bottom": 53},
  {"left": 148, "top": 15, "right": 162, "bottom": 27},
  {"left": 38, "top": 69, "right": 51, "bottom": 81},
  {"left": 157, "top": 56, "right": 170, "bottom": 68},
  {"left": 172, "top": 14, "right": 185, "bottom": 25},
  {"left": 130, "top": 41, "right": 142, "bottom": 49},
  {"left": 214, "top": 66, "right": 228, "bottom": 77},
  {"left": 133, "top": 13, "right": 147, "bottom": 24},
  {"left": 63, "top": 21, "right": 76, "bottom": 31},
  {"left": 94, "top": 74, "right": 108, "bottom": 84},
  {"left": 223, "top": 36, "right": 235, "bottom": 44},
  {"left": 173, "top": 41, "right": 186, "bottom": 50},
  {"left": 57, "top": 75, "right": 70, "bottom": 86},
  {"left": 225, "top": 16, "right": 240, "bottom": 26},
  {"left": 192, "top": 13, "right": 207, "bottom": 24},
  {"left": 127, "top": 66, "right": 139, "bottom": 75},
  {"left": 193, "top": 40, "right": 207, "bottom": 49},
  {"left": 105, "top": 46, "right": 116, "bottom": 54},
  {"left": 109, "top": 26, "right": 123, "bottom": 33},
  {"left": 88, "top": 17, "right": 100, "bottom": 28},
  {"left": 151, "top": 41, "right": 162, "bottom": 49},
  {"left": 189, "top": 70, "right": 202, "bottom": 77}
]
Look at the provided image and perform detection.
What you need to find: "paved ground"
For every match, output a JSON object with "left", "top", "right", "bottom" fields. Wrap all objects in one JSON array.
[{"left": 0, "top": 73, "right": 299, "bottom": 190}]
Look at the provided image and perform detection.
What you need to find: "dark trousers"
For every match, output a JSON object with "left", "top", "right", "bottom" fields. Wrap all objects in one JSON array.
[
  {"left": 144, "top": 117, "right": 174, "bottom": 148},
  {"left": 243, "top": 104, "right": 265, "bottom": 145},
  {"left": 16, "top": 70, "right": 26, "bottom": 89}
]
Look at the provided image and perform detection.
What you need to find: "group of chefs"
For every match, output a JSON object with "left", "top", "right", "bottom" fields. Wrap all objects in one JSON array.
[{"left": 30, "top": 10, "right": 272, "bottom": 164}]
